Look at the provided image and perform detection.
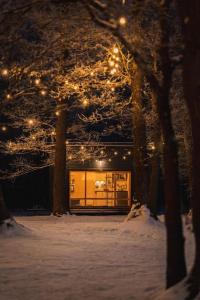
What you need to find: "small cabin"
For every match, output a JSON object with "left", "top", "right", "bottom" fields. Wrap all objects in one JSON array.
[{"left": 67, "top": 143, "right": 134, "bottom": 213}]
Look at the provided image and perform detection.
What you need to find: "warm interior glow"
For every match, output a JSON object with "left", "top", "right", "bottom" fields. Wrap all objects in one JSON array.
[{"left": 70, "top": 171, "right": 131, "bottom": 207}]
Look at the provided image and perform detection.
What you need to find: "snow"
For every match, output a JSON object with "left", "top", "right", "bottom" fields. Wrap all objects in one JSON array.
[{"left": 0, "top": 210, "right": 196, "bottom": 300}]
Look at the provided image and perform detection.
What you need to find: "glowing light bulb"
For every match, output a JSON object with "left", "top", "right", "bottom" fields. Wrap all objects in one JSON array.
[
  {"left": 1, "top": 69, "right": 8, "bottom": 76},
  {"left": 55, "top": 111, "right": 60, "bottom": 116},
  {"left": 123, "top": 156, "right": 126, "bottom": 160},
  {"left": 66, "top": 140, "right": 69, "bottom": 145},
  {"left": 111, "top": 87, "right": 115, "bottom": 92},
  {"left": 40, "top": 90, "right": 46, "bottom": 96},
  {"left": 119, "top": 16, "right": 127, "bottom": 26},
  {"left": 100, "top": 150, "right": 104, "bottom": 155},
  {"left": 35, "top": 78, "right": 40, "bottom": 85},
  {"left": 114, "top": 151, "right": 118, "bottom": 156},
  {"left": 90, "top": 72, "right": 94, "bottom": 76},
  {"left": 109, "top": 60, "right": 115, "bottom": 67},
  {"left": 1, "top": 126, "right": 7, "bottom": 131},
  {"left": 113, "top": 47, "right": 119, "bottom": 54},
  {"left": 83, "top": 99, "right": 88, "bottom": 106},
  {"left": 81, "top": 146, "right": 84, "bottom": 150},
  {"left": 108, "top": 158, "right": 112, "bottom": 162},
  {"left": 128, "top": 151, "right": 131, "bottom": 155},
  {"left": 69, "top": 155, "right": 72, "bottom": 160},
  {"left": 28, "top": 119, "right": 34, "bottom": 126},
  {"left": 6, "top": 94, "right": 11, "bottom": 100}
]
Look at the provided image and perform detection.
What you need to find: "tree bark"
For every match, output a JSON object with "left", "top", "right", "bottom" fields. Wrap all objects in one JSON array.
[
  {"left": 131, "top": 68, "right": 148, "bottom": 205},
  {"left": 147, "top": 92, "right": 161, "bottom": 218},
  {"left": 0, "top": 183, "right": 11, "bottom": 223},
  {"left": 176, "top": 1, "right": 200, "bottom": 297},
  {"left": 53, "top": 108, "right": 69, "bottom": 215},
  {"left": 157, "top": 2, "right": 187, "bottom": 287}
]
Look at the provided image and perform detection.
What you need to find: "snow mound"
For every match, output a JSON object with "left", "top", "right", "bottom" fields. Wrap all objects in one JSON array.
[
  {"left": 155, "top": 278, "right": 200, "bottom": 300},
  {"left": 120, "top": 205, "right": 165, "bottom": 240},
  {"left": 0, "top": 218, "right": 32, "bottom": 238}
]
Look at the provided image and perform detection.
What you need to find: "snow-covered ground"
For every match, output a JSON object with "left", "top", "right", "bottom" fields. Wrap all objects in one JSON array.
[{"left": 0, "top": 211, "right": 195, "bottom": 300}]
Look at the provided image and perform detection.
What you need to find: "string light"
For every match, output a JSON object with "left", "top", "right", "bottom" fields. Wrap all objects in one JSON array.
[
  {"left": 55, "top": 111, "right": 60, "bottom": 116},
  {"left": 35, "top": 78, "right": 40, "bottom": 85},
  {"left": 123, "top": 156, "right": 126, "bottom": 160},
  {"left": 40, "top": 90, "right": 46, "bottom": 96},
  {"left": 100, "top": 150, "right": 104, "bottom": 155},
  {"left": 81, "top": 145, "right": 84, "bottom": 150},
  {"left": 114, "top": 151, "right": 118, "bottom": 155},
  {"left": 119, "top": 16, "right": 127, "bottom": 26},
  {"left": 68, "top": 155, "right": 72, "bottom": 160},
  {"left": 6, "top": 94, "right": 11, "bottom": 100},
  {"left": 113, "top": 47, "right": 119, "bottom": 54},
  {"left": 111, "top": 87, "right": 115, "bottom": 92},
  {"left": 27, "top": 119, "right": 34, "bottom": 126},
  {"left": 108, "top": 158, "right": 112, "bottom": 162},
  {"left": 83, "top": 99, "right": 88, "bottom": 106},
  {"left": 1, "top": 126, "right": 7, "bottom": 132},
  {"left": 109, "top": 60, "right": 115, "bottom": 67},
  {"left": 1, "top": 69, "right": 8, "bottom": 76},
  {"left": 66, "top": 140, "right": 69, "bottom": 145}
]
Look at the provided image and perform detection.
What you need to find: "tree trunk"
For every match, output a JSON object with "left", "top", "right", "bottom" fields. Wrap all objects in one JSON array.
[
  {"left": 131, "top": 68, "right": 148, "bottom": 205},
  {"left": 53, "top": 108, "right": 69, "bottom": 215},
  {"left": 176, "top": 1, "right": 200, "bottom": 297},
  {"left": 156, "top": 1, "right": 187, "bottom": 288},
  {"left": 147, "top": 135, "right": 161, "bottom": 219},
  {"left": 147, "top": 92, "right": 161, "bottom": 218},
  {"left": 0, "top": 183, "right": 11, "bottom": 223}
]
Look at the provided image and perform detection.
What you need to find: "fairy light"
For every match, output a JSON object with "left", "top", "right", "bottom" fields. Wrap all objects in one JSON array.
[
  {"left": 90, "top": 71, "right": 94, "bottom": 76},
  {"left": 81, "top": 145, "right": 84, "bottom": 150},
  {"left": 35, "top": 78, "right": 40, "bottom": 85},
  {"left": 40, "top": 90, "right": 46, "bottom": 96},
  {"left": 128, "top": 151, "right": 131, "bottom": 155},
  {"left": 68, "top": 155, "right": 72, "bottom": 160},
  {"left": 111, "top": 87, "right": 115, "bottom": 92},
  {"left": 123, "top": 156, "right": 126, "bottom": 160},
  {"left": 100, "top": 150, "right": 104, "bottom": 155},
  {"left": 113, "top": 47, "right": 119, "bottom": 54},
  {"left": 51, "top": 130, "right": 56, "bottom": 136},
  {"left": 1, "top": 126, "right": 7, "bottom": 132},
  {"left": 1, "top": 69, "right": 8, "bottom": 76},
  {"left": 109, "top": 60, "right": 115, "bottom": 67},
  {"left": 27, "top": 119, "right": 34, "bottom": 126},
  {"left": 55, "top": 111, "right": 60, "bottom": 116},
  {"left": 108, "top": 158, "right": 112, "bottom": 162},
  {"left": 114, "top": 151, "right": 118, "bottom": 155},
  {"left": 65, "top": 80, "right": 68, "bottom": 85},
  {"left": 6, "top": 94, "right": 11, "bottom": 100},
  {"left": 83, "top": 99, "right": 88, "bottom": 106},
  {"left": 66, "top": 140, "right": 69, "bottom": 145},
  {"left": 119, "top": 16, "right": 127, "bottom": 26}
]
